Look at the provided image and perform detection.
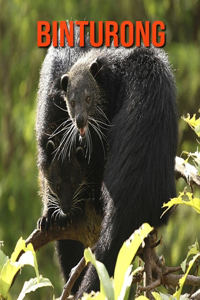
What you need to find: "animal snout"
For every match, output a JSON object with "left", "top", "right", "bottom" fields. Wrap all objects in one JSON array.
[
  {"left": 76, "top": 114, "right": 85, "bottom": 129},
  {"left": 61, "top": 203, "right": 71, "bottom": 215}
]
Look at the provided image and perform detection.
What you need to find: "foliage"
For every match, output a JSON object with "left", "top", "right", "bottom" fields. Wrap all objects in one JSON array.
[
  {"left": 0, "top": 112, "right": 200, "bottom": 299},
  {"left": 182, "top": 112, "right": 200, "bottom": 138},
  {"left": 182, "top": 149, "right": 200, "bottom": 176},
  {"left": 181, "top": 111, "right": 200, "bottom": 175},
  {"left": 80, "top": 223, "right": 200, "bottom": 300},
  {"left": 81, "top": 223, "right": 153, "bottom": 300},
  {"left": 158, "top": 193, "right": 200, "bottom": 300},
  {"left": 152, "top": 241, "right": 200, "bottom": 300},
  {"left": 162, "top": 191, "right": 200, "bottom": 216},
  {"left": 0, "top": 238, "right": 53, "bottom": 300},
  {"left": 80, "top": 195, "right": 200, "bottom": 300},
  {"left": 154, "top": 114, "right": 200, "bottom": 300}
]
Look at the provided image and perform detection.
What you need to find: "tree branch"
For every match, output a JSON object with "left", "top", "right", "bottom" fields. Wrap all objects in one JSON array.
[
  {"left": 175, "top": 156, "right": 200, "bottom": 186},
  {"left": 22, "top": 156, "right": 200, "bottom": 298},
  {"left": 26, "top": 157, "right": 200, "bottom": 251},
  {"left": 25, "top": 200, "right": 102, "bottom": 250},
  {"left": 60, "top": 257, "right": 86, "bottom": 300}
]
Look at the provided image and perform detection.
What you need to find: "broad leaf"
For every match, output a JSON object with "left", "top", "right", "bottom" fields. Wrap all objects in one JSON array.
[
  {"left": 173, "top": 253, "right": 200, "bottom": 299},
  {"left": 181, "top": 240, "right": 199, "bottom": 272},
  {"left": 0, "top": 250, "right": 9, "bottom": 273},
  {"left": 17, "top": 276, "right": 53, "bottom": 300},
  {"left": 162, "top": 192, "right": 200, "bottom": 217},
  {"left": 114, "top": 223, "right": 153, "bottom": 300},
  {"left": 182, "top": 114, "right": 200, "bottom": 137},
  {"left": 0, "top": 259, "right": 21, "bottom": 298},
  {"left": 84, "top": 248, "right": 114, "bottom": 300},
  {"left": 152, "top": 292, "right": 173, "bottom": 300}
]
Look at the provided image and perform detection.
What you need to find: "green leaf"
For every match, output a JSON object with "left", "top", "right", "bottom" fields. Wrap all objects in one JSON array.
[
  {"left": 117, "top": 265, "right": 132, "bottom": 300},
  {"left": 80, "top": 291, "right": 107, "bottom": 300},
  {"left": 195, "top": 125, "right": 200, "bottom": 137},
  {"left": 84, "top": 249, "right": 114, "bottom": 300},
  {"left": 17, "top": 275, "right": 53, "bottom": 300},
  {"left": 0, "top": 239, "right": 41, "bottom": 298},
  {"left": 10, "top": 237, "right": 26, "bottom": 263},
  {"left": 0, "top": 251, "right": 38, "bottom": 298},
  {"left": 0, "top": 258, "right": 21, "bottom": 298},
  {"left": 11, "top": 238, "right": 39, "bottom": 281},
  {"left": 135, "top": 296, "right": 149, "bottom": 300},
  {"left": 0, "top": 250, "right": 9, "bottom": 273},
  {"left": 114, "top": 223, "right": 153, "bottom": 300},
  {"left": 150, "top": 292, "right": 163, "bottom": 300},
  {"left": 81, "top": 291, "right": 107, "bottom": 300},
  {"left": 162, "top": 192, "right": 200, "bottom": 217},
  {"left": 152, "top": 292, "right": 173, "bottom": 300},
  {"left": 173, "top": 252, "right": 200, "bottom": 299},
  {"left": 25, "top": 243, "right": 40, "bottom": 281},
  {"left": 190, "top": 150, "right": 200, "bottom": 175},
  {"left": 182, "top": 114, "right": 200, "bottom": 137},
  {"left": 181, "top": 240, "right": 199, "bottom": 272}
]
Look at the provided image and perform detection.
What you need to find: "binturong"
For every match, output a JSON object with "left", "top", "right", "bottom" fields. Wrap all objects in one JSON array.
[{"left": 60, "top": 49, "right": 110, "bottom": 161}]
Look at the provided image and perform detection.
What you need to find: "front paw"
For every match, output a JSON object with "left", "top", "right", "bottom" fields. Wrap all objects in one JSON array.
[
  {"left": 37, "top": 207, "right": 56, "bottom": 231},
  {"left": 37, "top": 215, "right": 51, "bottom": 231},
  {"left": 37, "top": 209, "right": 71, "bottom": 231}
]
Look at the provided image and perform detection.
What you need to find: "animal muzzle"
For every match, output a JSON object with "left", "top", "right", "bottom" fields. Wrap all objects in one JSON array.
[
  {"left": 76, "top": 114, "right": 86, "bottom": 137},
  {"left": 61, "top": 203, "right": 71, "bottom": 215}
]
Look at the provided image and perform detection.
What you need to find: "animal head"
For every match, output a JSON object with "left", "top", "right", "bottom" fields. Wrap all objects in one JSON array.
[
  {"left": 40, "top": 128, "right": 90, "bottom": 218},
  {"left": 45, "top": 140, "right": 87, "bottom": 216},
  {"left": 60, "top": 58, "right": 100, "bottom": 138},
  {"left": 59, "top": 55, "right": 110, "bottom": 161}
]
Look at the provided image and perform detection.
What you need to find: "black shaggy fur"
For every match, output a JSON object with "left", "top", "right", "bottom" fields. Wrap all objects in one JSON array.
[
  {"left": 36, "top": 25, "right": 103, "bottom": 293},
  {"left": 37, "top": 139, "right": 87, "bottom": 292},
  {"left": 69, "top": 46, "right": 178, "bottom": 298},
  {"left": 36, "top": 22, "right": 177, "bottom": 297}
]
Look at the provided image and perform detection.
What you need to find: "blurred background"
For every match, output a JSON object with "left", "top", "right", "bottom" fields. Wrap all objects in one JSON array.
[{"left": 1, "top": 0, "right": 200, "bottom": 299}]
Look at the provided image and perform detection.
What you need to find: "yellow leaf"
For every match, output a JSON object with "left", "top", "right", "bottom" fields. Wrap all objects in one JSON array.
[
  {"left": 182, "top": 114, "right": 200, "bottom": 137},
  {"left": 173, "top": 253, "right": 200, "bottom": 299},
  {"left": 114, "top": 223, "right": 153, "bottom": 300},
  {"left": 162, "top": 192, "right": 200, "bottom": 217}
]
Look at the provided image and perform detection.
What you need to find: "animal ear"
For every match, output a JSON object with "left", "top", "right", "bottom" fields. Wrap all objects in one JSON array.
[
  {"left": 89, "top": 58, "right": 99, "bottom": 77},
  {"left": 60, "top": 74, "right": 69, "bottom": 92}
]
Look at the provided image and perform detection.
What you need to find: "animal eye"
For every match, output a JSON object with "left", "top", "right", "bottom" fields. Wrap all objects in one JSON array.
[
  {"left": 71, "top": 101, "right": 75, "bottom": 107},
  {"left": 86, "top": 96, "right": 90, "bottom": 103}
]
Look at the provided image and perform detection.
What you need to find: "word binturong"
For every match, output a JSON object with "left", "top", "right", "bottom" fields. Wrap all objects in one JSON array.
[{"left": 37, "top": 20, "right": 166, "bottom": 48}]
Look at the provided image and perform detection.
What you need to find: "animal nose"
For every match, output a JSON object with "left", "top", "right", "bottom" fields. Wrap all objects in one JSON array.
[
  {"left": 61, "top": 203, "right": 71, "bottom": 215},
  {"left": 76, "top": 114, "right": 85, "bottom": 129}
]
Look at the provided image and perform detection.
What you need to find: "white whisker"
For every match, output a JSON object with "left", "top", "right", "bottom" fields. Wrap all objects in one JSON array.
[
  {"left": 89, "top": 117, "right": 108, "bottom": 142},
  {"left": 88, "top": 118, "right": 106, "bottom": 158},
  {"left": 96, "top": 105, "right": 110, "bottom": 124},
  {"left": 53, "top": 102, "right": 68, "bottom": 113},
  {"left": 53, "top": 122, "right": 78, "bottom": 161},
  {"left": 49, "top": 119, "right": 72, "bottom": 138}
]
